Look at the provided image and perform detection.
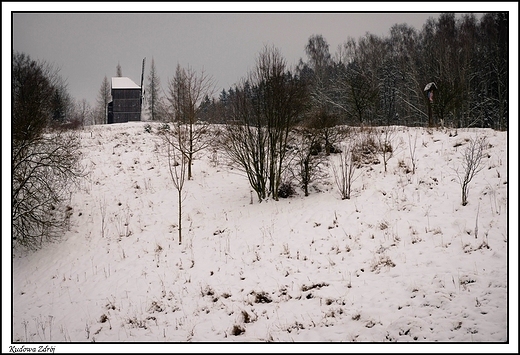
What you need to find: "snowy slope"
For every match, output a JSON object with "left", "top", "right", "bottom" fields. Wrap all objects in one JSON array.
[{"left": 8, "top": 122, "right": 515, "bottom": 352}]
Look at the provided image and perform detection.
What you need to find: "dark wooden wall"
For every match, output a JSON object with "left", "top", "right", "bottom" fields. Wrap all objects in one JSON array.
[{"left": 108, "top": 88, "right": 141, "bottom": 123}]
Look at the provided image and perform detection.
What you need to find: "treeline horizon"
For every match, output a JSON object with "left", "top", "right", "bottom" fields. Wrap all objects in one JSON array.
[
  {"left": 14, "top": 12, "right": 507, "bottom": 131},
  {"left": 190, "top": 13, "right": 507, "bottom": 130}
]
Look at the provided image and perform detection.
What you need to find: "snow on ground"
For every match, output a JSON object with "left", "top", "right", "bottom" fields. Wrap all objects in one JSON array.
[{"left": 7, "top": 122, "right": 515, "bottom": 352}]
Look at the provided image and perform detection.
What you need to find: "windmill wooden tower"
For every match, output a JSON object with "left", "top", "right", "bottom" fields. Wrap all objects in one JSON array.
[{"left": 107, "top": 58, "right": 146, "bottom": 124}]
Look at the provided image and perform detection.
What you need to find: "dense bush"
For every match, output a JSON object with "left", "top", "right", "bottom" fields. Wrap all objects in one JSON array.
[{"left": 278, "top": 182, "right": 296, "bottom": 199}]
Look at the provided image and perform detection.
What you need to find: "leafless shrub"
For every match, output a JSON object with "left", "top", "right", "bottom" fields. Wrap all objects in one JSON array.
[
  {"left": 277, "top": 181, "right": 296, "bottom": 199},
  {"left": 378, "top": 221, "right": 389, "bottom": 230},
  {"left": 241, "top": 310, "right": 257, "bottom": 324},
  {"left": 230, "top": 324, "right": 245, "bottom": 336},
  {"left": 13, "top": 130, "right": 84, "bottom": 249},
  {"left": 148, "top": 300, "right": 164, "bottom": 313},
  {"left": 453, "top": 136, "right": 487, "bottom": 206},
  {"left": 351, "top": 128, "right": 380, "bottom": 166},
  {"left": 249, "top": 290, "right": 272, "bottom": 304},
  {"left": 200, "top": 285, "right": 216, "bottom": 298},
  {"left": 285, "top": 321, "right": 305, "bottom": 333},
  {"left": 377, "top": 126, "right": 396, "bottom": 173},
  {"left": 126, "top": 316, "right": 148, "bottom": 329},
  {"left": 220, "top": 121, "right": 269, "bottom": 202},
  {"left": 289, "top": 127, "right": 329, "bottom": 196},
  {"left": 371, "top": 255, "right": 396, "bottom": 273},
  {"left": 332, "top": 141, "right": 358, "bottom": 200},
  {"left": 398, "top": 159, "right": 412, "bottom": 174},
  {"left": 408, "top": 130, "right": 419, "bottom": 174}
]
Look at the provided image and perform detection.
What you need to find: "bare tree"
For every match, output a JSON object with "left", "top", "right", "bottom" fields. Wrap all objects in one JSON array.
[
  {"left": 158, "top": 125, "right": 188, "bottom": 245},
  {"left": 478, "top": 13, "right": 508, "bottom": 130},
  {"left": 334, "top": 36, "right": 381, "bottom": 126},
  {"left": 388, "top": 24, "right": 426, "bottom": 127},
  {"left": 166, "top": 64, "right": 215, "bottom": 180},
  {"left": 220, "top": 83, "right": 269, "bottom": 202},
  {"left": 13, "top": 131, "right": 83, "bottom": 249},
  {"left": 221, "top": 46, "right": 306, "bottom": 201},
  {"left": 253, "top": 45, "right": 306, "bottom": 200},
  {"left": 289, "top": 127, "right": 328, "bottom": 197},
  {"left": 305, "top": 34, "right": 333, "bottom": 75},
  {"left": 331, "top": 141, "right": 358, "bottom": 200},
  {"left": 299, "top": 35, "right": 344, "bottom": 155},
  {"left": 454, "top": 136, "right": 487, "bottom": 206},
  {"left": 63, "top": 98, "right": 93, "bottom": 129},
  {"left": 377, "top": 126, "right": 396, "bottom": 173},
  {"left": 12, "top": 52, "right": 83, "bottom": 249}
]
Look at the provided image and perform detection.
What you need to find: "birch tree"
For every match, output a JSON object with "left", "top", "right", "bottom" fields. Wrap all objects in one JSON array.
[{"left": 166, "top": 64, "right": 215, "bottom": 180}]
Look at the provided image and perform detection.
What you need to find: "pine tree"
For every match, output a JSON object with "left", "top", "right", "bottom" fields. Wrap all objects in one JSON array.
[
  {"left": 51, "top": 86, "right": 69, "bottom": 124},
  {"left": 95, "top": 75, "right": 111, "bottom": 124},
  {"left": 146, "top": 57, "right": 164, "bottom": 121}
]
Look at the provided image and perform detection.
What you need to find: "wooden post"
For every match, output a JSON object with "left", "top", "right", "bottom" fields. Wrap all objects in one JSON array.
[
  {"left": 428, "top": 100, "right": 433, "bottom": 128},
  {"left": 424, "top": 82, "right": 437, "bottom": 128}
]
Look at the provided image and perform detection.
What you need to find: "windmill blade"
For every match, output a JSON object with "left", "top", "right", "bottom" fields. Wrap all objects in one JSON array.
[
  {"left": 140, "top": 57, "right": 146, "bottom": 120},
  {"left": 140, "top": 57, "right": 146, "bottom": 96}
]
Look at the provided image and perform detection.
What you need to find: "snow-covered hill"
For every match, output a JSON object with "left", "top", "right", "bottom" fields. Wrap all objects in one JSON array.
[{"left": 8, "top": 122, "right": 513, "bottom": 352}]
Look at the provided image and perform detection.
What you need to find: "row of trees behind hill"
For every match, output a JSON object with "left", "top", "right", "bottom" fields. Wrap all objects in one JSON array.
[
  {"left": 145, "top": 12, "right": 507, "bottom": 131},
  {"left": 26, "top": 12, "right": 508, "bottom": 131}
]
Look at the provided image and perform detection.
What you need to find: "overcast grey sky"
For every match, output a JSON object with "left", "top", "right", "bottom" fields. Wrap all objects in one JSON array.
[{"left": 6, "top": 3, "right": 508, "bottom": 107}]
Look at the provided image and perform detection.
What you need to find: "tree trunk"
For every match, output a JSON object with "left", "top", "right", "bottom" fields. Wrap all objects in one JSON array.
[{"left": 178, "top": 189, "right": 182, "bottom": 245}]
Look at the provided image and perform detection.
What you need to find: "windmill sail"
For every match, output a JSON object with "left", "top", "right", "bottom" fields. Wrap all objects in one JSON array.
[
  {"left": 140, "top": 58, "right": 146, "bottom": 119},
  {"left": 140, "top": 57, "right": 146, "bottom": 100}
]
